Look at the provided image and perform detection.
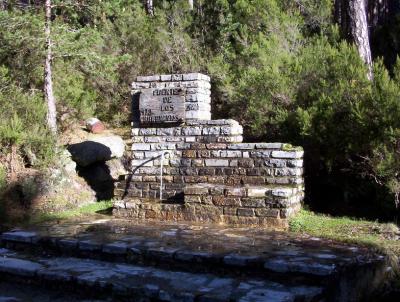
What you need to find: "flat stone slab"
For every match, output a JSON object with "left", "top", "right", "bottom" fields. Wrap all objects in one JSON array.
[
  {"left": 0, "top": 257, "right": 43, "bottom": 276},
  {"left": 0, "top": 297, "right": 20, "bottom": 302},
  {"left": 0, "top": 219, "right": 384, "bottom": 279},
  {"left": 0, "top": 252, "right": 322, "bottom": 302},
  {"left": 0, "top": 281, "right": 111, "bottom": 302},
  {"left": 1, "top": 231, "right": 38, "bottom": 243}
]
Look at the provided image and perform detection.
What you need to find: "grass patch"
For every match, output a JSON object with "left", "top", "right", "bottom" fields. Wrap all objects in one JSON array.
[
  {"left": 28, "top": 200, "right": 113, "bottom": 225},
  {"left": 289, "top": 209, "right": 400, "bottom": 256}
]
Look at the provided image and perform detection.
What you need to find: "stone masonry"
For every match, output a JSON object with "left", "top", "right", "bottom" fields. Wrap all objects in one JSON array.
[{"left": 114, "top": 73, "right": 304, "bottom": 228}]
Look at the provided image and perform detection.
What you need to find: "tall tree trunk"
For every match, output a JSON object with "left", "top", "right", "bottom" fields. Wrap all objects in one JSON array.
[
  {"left": 44, "top": 0, "right": 57, "bottom": 134},
  {"left": 144, "top": 0, "right": 154, "bottom": 16},
  {"left": 188, "top": 0, "right": 194, "bottom": 10},
  {"left": 0, "top": 0, "right": 7, "bottom": 10},
  {"left": 348, "top": 0, "right": 373, "bottom": 79}
]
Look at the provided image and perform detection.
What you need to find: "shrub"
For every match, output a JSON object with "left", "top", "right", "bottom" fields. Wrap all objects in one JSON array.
[{"left": 0, "top": 66, "right": 55, "bottom": 167}]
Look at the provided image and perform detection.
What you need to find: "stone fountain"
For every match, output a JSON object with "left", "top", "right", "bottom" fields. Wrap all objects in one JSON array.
[{"left": 114, "top": 73, "right": 304, "bottom": 228}]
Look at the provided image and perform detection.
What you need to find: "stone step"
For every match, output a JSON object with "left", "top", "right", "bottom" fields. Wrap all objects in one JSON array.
[
  {"left": 0, "top": 219, "right": 388, "bottom": 302},
  {"left": 3, "top": 229, "right": 336, "bottom": 281},
  {"left": 0, "top": 248, "right": 323, "bottom": 302}
]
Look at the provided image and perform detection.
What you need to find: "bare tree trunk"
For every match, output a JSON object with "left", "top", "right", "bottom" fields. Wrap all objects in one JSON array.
[
  {"left": 144, "top": 0, "right": 154, "bottom": 16},
  {"left": 188, "top": 0, "right": 194, "bottom": 10},
  {"left": 348, "top": 0, "right": 373, "bottom": 80},
  {"left": 44, "top": 0, "right": 57, "bottom": 134},
  {"left": 0, "top": 0, "right": 7, "bottom": 10}
]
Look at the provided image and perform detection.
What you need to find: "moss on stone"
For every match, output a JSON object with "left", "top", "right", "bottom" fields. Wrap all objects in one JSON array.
[{"left": 282, "top": 144, "right": 303, "bottom": 151}]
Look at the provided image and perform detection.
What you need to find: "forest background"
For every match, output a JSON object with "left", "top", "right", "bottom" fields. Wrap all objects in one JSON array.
[{"left": 1, "top": 0, "right": 400, "bottom": 222}]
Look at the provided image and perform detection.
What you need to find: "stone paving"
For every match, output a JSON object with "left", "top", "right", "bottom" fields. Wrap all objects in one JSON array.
[
  {"left": 0, "top": 218, "right": 390, "bottom": 301},
  {"left": 0, "top": 247, "right": 322, "bottom": 302},
  {"left": 0, "top": 279, "right": 110, "bottom": 301}
]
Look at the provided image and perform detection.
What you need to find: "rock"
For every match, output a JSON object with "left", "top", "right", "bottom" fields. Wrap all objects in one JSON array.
[
  {"left": 59, "top": 149, "right": 76, "bottom": 174},
  {"left": 77, "top": 162, "right": 116, "bottom": 200},
  {"left": 86, "top": 118, "right": 105, "bottom": 134},
  {"left": 90, "top": 135, "right": 125, "bottom": 159},
  {"left": 106, "top": 158, "right": 128, "bottom": 180},
  {"left": 76, "top": 158, "right": 126, "bottom": 201},
  {"left": 68, "top": 135, "right": 125, "bottom": 167}
]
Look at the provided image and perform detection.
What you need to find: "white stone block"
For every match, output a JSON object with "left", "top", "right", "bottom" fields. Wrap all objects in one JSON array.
[
  {"left": 143, "top": 150, "right": 159, "bottom": 157},
  {"left": 131, "top": 159, "right": 153, "bottom": 167},
  {"left": 287, "top": 160, "right": 303, "bottom": 168},
  {"left": 182, "top": 127, "right": 202, "bottom": 136},
  {"left": 145, "top": 137, "right": 160, "bottom": 143},
  {"left": 185, "top": 136, "right": 196, "bottom": 142},
  {"left": 136, "top": 75, "right": 160, "bottom": 82},
  {"left": 131, "top": 82, "right": 150, "bottom": 89},
  {"left": 205, "top": 159, "right": 229, "bottom": 166},
  {"left": 186, "top": 111, "right": 211, "bottom": 120},
  {"left": 271, "top": 188, "right": 293, "bottom": 198},
  {"left": 150, "top": 143, "right": 176, "bottom": 150},
  {"left": 220, "top": 125, "right": 243, "bottom": 135},
  {"left": 139, "top": 128, "right": 157, "bottom": 135},
  {"left": 186, "top": 88, "right": 211, "bottom": 95},
  {"left": 200, "top": 74, "right": 211, "bottom": 82},
  {"left": 132, "top": 136, "right": 144, "bottom": 143},
  {"left": 256, "top": 143, "right": 283, "bottom": 149},
  {"left": 185, "top": 94, "right": 211, "bottom": 103},
  {"left": 250, "top": 150, "right": 271, "bottom": 158},
  {"left": 271, "top": 151, "right": 304, "bottom": 159},
  {"left": 132, "top": 151, "right": 144, "bottom": 159},
  {"left": 202, "top": 126, "right": 220, "bottom": 135},
  {"left": 131, "top": 143, "right": 151, "bottom": 151},
  {"left": 227, "top": 143, "right": 257, "bottom": 150},
  {"left": 160, "top": 74, "right": 172, "bottom": 81},
  {"left": 183, "top": 73, "right": 210, "bottom": 81},
  {"left": 220, "top": 150, "right": 242, "bottom": 158},
  {"left": 247, "top": 188, "right": 268, "bottom": 197}
]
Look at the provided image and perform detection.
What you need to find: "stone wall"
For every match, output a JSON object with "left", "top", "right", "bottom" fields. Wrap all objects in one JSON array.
[{"left": 114, "top": 74, "right": 304, "bottom": 228}]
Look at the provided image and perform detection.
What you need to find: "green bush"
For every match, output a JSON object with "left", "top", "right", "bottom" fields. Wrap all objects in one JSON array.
[
  {"left": 0, "top": 164, "right": 6, "bottom": 192},
  {"left": 0, "top": 66, "right": 55, "bottom": 166}
]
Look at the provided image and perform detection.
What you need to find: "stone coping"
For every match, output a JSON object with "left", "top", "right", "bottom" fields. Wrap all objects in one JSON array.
[
  {"left": 135, "top": 73, "right": 210, "bottom": 83},
  {"left": 131, "top": 119, "right": 240, "bottom": 128}
]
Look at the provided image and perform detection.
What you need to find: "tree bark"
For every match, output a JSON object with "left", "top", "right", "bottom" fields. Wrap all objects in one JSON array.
[
  {"left": 188, "top": 0, "right": 194, "bottom": 10},
  {"left": 44, "top": 0, "right": 57, "bottom": 134},
  {"left": 0, "top": 0, "right": 7, "bottom": 10},
  {"left": 144, "top": 0, "right": 154, "bottom": 16},
  {"left": 348, "top": 0, "right": 373, "bottom": 79}
]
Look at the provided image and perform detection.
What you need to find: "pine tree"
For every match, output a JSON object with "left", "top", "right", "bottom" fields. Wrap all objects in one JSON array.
[
  {"left": 144, "top": 0, "right": 154, "bottom": 16},
  {"left": 44, "top": 0, "right": 57, "bottom": 134}
]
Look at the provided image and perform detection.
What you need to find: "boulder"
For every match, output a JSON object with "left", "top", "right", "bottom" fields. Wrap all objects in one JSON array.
[
  {"left": 89, "top": 135, "right": 125, "bottom": 158},
  {"left": 106, "top": 158, "right": 128, "bottom": 180},
  {"left": 58, "top": 149, "right": 76, "bottom": 174},
  {"left": 77, "top": 162, "right": 115, "bottom": 200},
  {"left": 68, "top": 135, "right": 125, "bottom": 167}
]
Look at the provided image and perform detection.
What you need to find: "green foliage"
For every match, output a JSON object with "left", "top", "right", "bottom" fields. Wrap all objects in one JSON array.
[
  {"left": 29, "top": 200, "right": 113, "bottom": 225},
  {"left": 0, "top": 66, "right": 55, "bottom": 166},
  {"left": 0, "top": 164, "right": 6, "bottom": 192},
  {"left": 0, "top": 164, "right": 7, "bottom": 222},
  {"left": 289, "top": 210, "right": 400, "bottom": 256},
  {"left": 282, "top": 0, "right": 333, "bottom": 35}
]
